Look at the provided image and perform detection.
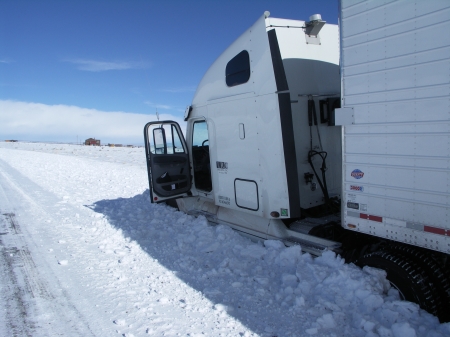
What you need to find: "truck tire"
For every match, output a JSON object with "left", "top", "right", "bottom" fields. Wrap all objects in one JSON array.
[
  {"left": 357, "top": 250, "right": 438, "bottom": 317},
  {"left": 164, "top": 199, "right": 179, "bottom": 209},
  {"left": 387, "top": 245, "right": 450, "bottom": 322}
]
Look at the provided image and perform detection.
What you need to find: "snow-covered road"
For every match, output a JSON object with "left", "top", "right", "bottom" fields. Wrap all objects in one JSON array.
[{"left": 0, "top": 142, "right": 449, "bottom": 337}]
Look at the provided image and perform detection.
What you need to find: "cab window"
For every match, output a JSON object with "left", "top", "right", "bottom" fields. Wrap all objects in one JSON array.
[
  {"left": 226, "top": 50, "right": 250, "bottom": 87},
  {"left": 192, "top": 121, "right": 212, "bottom": 191}
]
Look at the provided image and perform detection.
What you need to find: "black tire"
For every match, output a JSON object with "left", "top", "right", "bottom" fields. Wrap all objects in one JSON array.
[
  {"left": 387, "top": 245, "right": 450, "bottom": 322},
  {"left": 357, "top": 250, "right": 438, "bottom": 317},
  {"left": 164, "top": 198, "right": 179, "bottom": 209}
]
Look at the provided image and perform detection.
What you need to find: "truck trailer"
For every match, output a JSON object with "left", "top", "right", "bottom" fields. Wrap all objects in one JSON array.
[{"left": 144, "top": 0, "right": 450, "bottom": 321}]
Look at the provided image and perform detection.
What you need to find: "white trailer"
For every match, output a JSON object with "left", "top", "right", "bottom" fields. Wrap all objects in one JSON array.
[{"left": 144, "top": 0, "right": 450, "bottom": 321}]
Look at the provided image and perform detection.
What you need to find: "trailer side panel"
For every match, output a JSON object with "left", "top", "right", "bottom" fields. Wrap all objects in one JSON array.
[{"left": 340, "top": 0, "right": 450, "bottom": 254}]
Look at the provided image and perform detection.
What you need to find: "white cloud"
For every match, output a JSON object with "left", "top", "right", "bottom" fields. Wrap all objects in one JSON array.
[
  {"left": 65, "top": 59, "right": 147, "bottom": 72},
  {"left": 0, "top": 100, "right": 185, "bottom": 144}
]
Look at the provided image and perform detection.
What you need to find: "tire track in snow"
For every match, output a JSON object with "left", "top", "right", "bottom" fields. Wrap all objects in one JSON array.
[
  {"left": 0, "top": 159, "right": 100, "bottom": 336},
  {"left": 3, "top": 213, "right": 53, "bottom": 300},
  {"left": 0, "top": 218, "right": 35, "bottom": 337}
]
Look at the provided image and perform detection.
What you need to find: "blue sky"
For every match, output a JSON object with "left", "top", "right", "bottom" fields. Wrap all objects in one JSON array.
[{"left": 0, "top": 0, "right": 338, "bottom": 144}]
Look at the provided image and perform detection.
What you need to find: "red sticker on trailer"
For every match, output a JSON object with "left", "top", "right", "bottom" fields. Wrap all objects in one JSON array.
[
  {"left": 424, "top": 226, "right": 447, "bottom": 236},
  {"left": 359, "top": 213, "right": 383, "bottom": 223}
]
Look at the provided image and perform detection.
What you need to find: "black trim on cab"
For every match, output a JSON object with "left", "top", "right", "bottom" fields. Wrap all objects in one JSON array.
[
  {"left": 267, "top": 29, "right": 301, "bottom": 218},
  {"left": 277, "top": 93, "right": 301, "bottom": 217},
  {"left": 267, "top": 29, "right": 288, "bottom": 92}
]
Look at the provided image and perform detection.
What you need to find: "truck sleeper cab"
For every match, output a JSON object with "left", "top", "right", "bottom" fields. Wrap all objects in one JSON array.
[{"left": 145, "top": 12, "right": 341, "bottom": 242}]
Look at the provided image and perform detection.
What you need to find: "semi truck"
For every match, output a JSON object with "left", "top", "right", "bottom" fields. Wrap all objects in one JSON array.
[{"left": 144, "top": 0, "right": 450, "bottom": 322}]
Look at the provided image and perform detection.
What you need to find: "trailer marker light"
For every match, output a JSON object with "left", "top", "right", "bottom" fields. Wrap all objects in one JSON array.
[
  {"left": 348, "top": 223, "right": 356, "bottom": 229},
  {"left": 270, "top": 211, "right": 280, "bottom": 218},
  {"left": 154, "top": 197, "right": 158, "bottom": 201}
]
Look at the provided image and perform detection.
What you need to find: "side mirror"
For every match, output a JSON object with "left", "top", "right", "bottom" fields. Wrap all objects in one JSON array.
[{"left": 153, "top": 127, "right": 167, "bottom": 154}]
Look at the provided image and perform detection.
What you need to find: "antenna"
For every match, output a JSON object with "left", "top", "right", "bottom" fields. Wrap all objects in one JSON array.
[{"left": 156, "top": 109, "right": 160, "bottom": 121}]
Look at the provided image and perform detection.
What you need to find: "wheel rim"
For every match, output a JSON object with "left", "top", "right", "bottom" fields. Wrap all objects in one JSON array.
[{"left": 389, "top": 281, "right": 406, "bottom": 300}]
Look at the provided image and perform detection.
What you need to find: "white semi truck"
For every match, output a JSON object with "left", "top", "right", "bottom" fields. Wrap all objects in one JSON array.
[{"left": 144, "top": 0, "right": 450, "bottom": 322}]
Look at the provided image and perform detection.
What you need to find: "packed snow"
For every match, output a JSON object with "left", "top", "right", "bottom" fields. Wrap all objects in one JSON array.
[{"left": 0, "top": 141, "right": 449, "bottom": 337}]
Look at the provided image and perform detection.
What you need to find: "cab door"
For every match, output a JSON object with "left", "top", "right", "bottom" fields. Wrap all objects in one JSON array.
[{"left": 143, "top": 121, "right": 191, "bottom": 203}]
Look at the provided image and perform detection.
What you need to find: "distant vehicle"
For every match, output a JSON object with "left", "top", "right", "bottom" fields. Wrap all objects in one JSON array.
[{"left": 144, "top": 0, "right": 450, "bottom": 322}]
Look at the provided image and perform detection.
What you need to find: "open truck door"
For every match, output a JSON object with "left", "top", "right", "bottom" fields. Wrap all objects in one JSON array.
[{"left": 143, "top": 121, "right": 191, "bottom": 203}]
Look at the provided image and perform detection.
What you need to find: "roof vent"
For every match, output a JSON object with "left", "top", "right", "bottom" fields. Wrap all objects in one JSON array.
[
  {"left": 309, "top": 14, "right": 322, "bottom": 22},
  {"left": 305, "top": 13, "right": 326, "bottom": 36}
]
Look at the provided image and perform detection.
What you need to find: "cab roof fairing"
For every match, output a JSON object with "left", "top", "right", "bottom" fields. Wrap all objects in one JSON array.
[
  {"left": 189, "top": 14, "right": 340, "bottom": 114},
  {"left": 266, "top": 17, "right": 340, "bottom": 66},
  {"left": 267, "top": 17, "right": 340, "bottom": 100}
]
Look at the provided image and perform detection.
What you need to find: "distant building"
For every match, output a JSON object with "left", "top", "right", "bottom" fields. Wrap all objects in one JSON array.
[
  {"left": 4, "top": 140, "right": 18, "bottom": 142},
  {"left": 85, "top": 138, "right": 100, "bottom": 146}
]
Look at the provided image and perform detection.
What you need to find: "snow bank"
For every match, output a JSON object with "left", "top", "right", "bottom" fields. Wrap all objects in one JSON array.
[{"left": 0, "top": 141, "right": 449, "bottom": 337}]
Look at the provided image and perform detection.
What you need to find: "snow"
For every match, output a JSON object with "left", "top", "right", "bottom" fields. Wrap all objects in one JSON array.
[{"left": 0, "top": 141, "right": 449, "bottom": 337}]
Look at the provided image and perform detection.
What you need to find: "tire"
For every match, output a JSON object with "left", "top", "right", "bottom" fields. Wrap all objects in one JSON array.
[
  {"left": 164, "top": 198, "right": 179, "bottom": 209},
  {"left": 387, "top": 245, "right": 450, "bottom": 322},
  {"left": 357, "top": 250, "right": 438, "bottom": 317}
]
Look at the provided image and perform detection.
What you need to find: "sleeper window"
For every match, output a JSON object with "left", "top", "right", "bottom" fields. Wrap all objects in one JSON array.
[{"left": 226, "top": 50, "right": 250, "bottom": 87}]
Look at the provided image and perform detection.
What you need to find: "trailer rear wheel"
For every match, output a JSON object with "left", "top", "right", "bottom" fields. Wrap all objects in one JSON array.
[
  {"left": 387, "top": 245, "right": 450, "bottom": 322},
  {"left": 357, "top": 250, "right": 438, "bottom": 317}
]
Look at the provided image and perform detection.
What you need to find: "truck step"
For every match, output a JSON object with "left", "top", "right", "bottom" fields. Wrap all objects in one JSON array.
[
  {"left": 186, "top": 210, "right": 219, "bottom": 224},
  {"left": 285, "top": 236, "right": 330, "bottom": 250},
  {"left": 284, "top": 233, "right": 341, "bottom": 257}
]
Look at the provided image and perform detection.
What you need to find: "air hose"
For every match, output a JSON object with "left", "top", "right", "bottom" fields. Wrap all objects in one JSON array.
[{"left": 308, "top": 97, "right": 330, "bottom": 205}]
